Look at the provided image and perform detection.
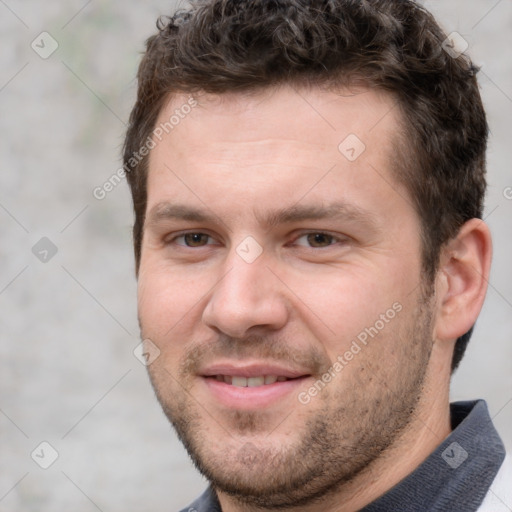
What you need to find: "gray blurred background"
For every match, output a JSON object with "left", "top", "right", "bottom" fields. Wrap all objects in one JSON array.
[{"left": 0, "top": 1, "right": 511, "bottom": 510}]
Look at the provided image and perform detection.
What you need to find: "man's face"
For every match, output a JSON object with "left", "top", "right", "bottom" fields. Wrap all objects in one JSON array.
[{"left": 138, "top": 86, "right": 435, "bottom": 507}]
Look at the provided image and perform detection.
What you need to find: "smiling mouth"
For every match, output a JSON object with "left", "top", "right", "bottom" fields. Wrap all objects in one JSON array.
[{"left": 207, "top": 375, "right": 303, "bottom": 387}]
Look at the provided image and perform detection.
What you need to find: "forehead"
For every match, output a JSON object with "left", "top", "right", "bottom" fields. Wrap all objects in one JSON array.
[
  {"left": 145, "top": 85, "right": 412, "bottom": 227},
  {"left": 153, "top": 85, "right": 401, "bottom": 153}
]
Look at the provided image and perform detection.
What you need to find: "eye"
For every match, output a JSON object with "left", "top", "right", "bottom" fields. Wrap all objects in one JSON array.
[
  {"left": 294, "top": 232, "right": 338, "bottom": 248},
  {"left": 174, "top": 233, "right": 213, "bottom": 247}
]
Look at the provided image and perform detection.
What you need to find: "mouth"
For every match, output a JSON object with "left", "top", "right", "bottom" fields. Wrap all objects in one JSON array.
[
  {"left": 207, "top": 375, "right": 298, "bottom": 387},
  {"left": 199, "top": 363, "right": 311, "bottom": 409}
]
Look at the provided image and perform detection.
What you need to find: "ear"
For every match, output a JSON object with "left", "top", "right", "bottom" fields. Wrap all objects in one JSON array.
[{"left": 434, "top": 219, "right": 492, "bottom": 342}]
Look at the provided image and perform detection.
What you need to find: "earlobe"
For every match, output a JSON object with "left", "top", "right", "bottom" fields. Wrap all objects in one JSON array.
[{"left": 434, "top": 219, "right": 492, "bottom": 342}]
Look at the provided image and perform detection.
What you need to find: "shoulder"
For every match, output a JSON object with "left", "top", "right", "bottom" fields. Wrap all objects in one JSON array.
[{"left": 477, "top": 454, "right": 512, "bottom": 512}]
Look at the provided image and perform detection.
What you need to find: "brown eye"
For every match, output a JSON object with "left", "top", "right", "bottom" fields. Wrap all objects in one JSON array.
[
  {"left": 182, "top": 233, "right": 210, "bottom": 247},
  {"left": 305, "top": 233, "right": 335, "bottom": 247}
]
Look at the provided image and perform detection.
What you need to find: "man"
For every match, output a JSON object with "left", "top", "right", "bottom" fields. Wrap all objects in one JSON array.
[{"left": 123, "top": 1, "right": 510, "bottom": 510}]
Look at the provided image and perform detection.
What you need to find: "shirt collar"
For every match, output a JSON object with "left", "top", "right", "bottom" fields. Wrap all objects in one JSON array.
[{"left": 362, "top": 400, "right": 505, "bottom": 511}]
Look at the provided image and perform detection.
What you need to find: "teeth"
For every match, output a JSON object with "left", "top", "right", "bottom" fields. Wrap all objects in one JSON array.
[
  {"left": 232, "top": 376, "right": 247, "bottom": 387},
  {"left": 216, "top": 375, "right": 287, "bottom": 387},
  {"left": 247, "top": 376, "right": 265, "bottom": 387}
]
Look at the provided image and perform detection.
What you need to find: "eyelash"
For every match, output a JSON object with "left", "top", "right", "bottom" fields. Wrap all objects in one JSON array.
[
  {"left": 167, "top": 231, "right": 346, "bottom": 249},
  {"left": 171, "top": 232, "right": 217, "bottom": 247},
  {"left": 292, "top": 232, "right": 343, "bottom": 248}
]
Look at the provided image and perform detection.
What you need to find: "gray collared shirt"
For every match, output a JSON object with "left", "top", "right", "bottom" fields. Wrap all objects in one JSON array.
[{"left": 179, "top": 400, "right": 506, "bottom": 512}]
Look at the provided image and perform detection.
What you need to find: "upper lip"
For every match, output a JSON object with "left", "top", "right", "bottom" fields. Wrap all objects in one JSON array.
[{"left": 200, "top": 362, "right": 310, "bottom": 379}]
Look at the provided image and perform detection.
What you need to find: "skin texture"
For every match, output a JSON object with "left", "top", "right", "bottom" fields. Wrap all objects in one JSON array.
[{"left": 137, "top": 86, "right": 492, "bottom": 511}]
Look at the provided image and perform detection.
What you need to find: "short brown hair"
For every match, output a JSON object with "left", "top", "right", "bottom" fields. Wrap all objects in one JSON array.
[{"left": 123, "top": 0, "right": 488, "bottom": 370}]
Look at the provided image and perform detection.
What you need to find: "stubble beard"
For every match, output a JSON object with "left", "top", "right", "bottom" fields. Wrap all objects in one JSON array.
[{"left": 145, "top": 293, "right": 435, "bottom": 509}]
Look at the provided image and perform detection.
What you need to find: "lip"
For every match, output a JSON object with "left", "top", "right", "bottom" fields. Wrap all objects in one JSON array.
[
  {"left": 201, "top": 363, "right": 309, "bottom": 379},
  {"left": 199, "top": 362, "right": 311, "bottom": 410}
]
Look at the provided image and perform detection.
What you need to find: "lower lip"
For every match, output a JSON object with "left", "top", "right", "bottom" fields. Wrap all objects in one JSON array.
[{"left": 202, "top": 377, "right": 309, "bottom": 410}]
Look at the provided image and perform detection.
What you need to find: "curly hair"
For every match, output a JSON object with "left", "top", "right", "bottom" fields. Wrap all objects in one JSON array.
[{"left": 123, "top": 0, "right": 488, "bottom": 371}]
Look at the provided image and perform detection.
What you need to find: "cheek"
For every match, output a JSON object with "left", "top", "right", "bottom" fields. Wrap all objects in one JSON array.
[
  {"left": 285, "top": 265, "right": 405, "bottom": 350},
  {"left": 137, "top": 275, "right": 198, "bottom": 374},
  {"left": 137, "top": 261, "right": 204, "bottom": 339}
]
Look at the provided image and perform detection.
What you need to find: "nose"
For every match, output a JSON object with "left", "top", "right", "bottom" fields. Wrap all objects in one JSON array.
[{"left": 202, "top": 249, "right": 289, "bottom": 339}]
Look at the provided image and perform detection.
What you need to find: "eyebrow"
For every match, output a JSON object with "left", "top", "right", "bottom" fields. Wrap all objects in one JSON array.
[
  {"left": 147, "top": 203, "right": 213, "bottom": 226},
  {"left": 261, "top": 203, "right": 379, "bottom": 229},
  {"left": 145, "top": 201, "right": 379, "bottom": 230}
]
